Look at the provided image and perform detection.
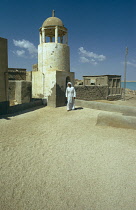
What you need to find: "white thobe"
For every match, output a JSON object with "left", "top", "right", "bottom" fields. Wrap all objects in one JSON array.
[{"left": 66, "top": 87, "right": 76, "bottom": 110}]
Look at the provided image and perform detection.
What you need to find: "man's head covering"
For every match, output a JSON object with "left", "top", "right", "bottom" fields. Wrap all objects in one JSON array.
[{"left": 67, "top": 82, "right": 72, "bottom": 86}]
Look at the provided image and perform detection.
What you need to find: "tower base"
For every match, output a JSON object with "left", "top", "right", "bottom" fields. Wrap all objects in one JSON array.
[{"left": 32, "top": 70, "right": 74, "bottom": 107}]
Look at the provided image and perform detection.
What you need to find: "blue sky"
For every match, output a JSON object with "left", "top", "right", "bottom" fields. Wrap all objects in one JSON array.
[{"left": 0, "top": 0, "right": 135, "bottom": 80}]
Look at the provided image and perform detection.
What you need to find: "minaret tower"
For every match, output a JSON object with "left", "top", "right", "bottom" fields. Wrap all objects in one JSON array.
[{"left": 32, "top": 10, "right": 74, "bottom": 107}]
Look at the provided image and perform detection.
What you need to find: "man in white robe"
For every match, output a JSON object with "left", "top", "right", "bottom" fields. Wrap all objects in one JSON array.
[{"left": 65, "top": 82, "right": 76, "bottom": 111}]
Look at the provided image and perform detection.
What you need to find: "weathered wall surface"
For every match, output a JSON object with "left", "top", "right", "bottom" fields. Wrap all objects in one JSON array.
[
  {"left": 9, "top": 81, "right": 32, "bottom": 105},
  {"left": 32, "top": 64, "right": 38, "bottom": 71},
  {"left": 75, "top": 86, "right": 108, "bottom": 101},
  {"left": 32, "top": 71, "right": 44, "bottom": 98},
  {"left": 0, "top": 38, "right": 8, "bottom": 102},
  {"left": 32, "top": 41, "right": 74, "bottom": 107},
  {"left": 83, "top": 76, "right": 108, "bottom": 86},
  {"left": 38, "top": 43, "right": 70, "bottom": 73},
  {"left": 47, "top": 71, "right": 75, "bottom": 107},
  {"left": 107, "top": 94, "right": 122, "bottom": 100},
  {"left": 8, "top": 68, "right": 26, "bottom": 80},
  {"left": 32, "top": 68, "right": 75, "bottom": 107},
  {"left": 26, "top": 71, "right": 32, "bottom": 81},
  {"left": 44, "top": 70, "right": 56, "bottom": 101},
  {"left": 21, "top": 81, "right": 32, "bottom": 103},
  {"left": 8, "top": 81, "right": 16, "bottom": 101},
  {"left": 0, "top": 37, "right": 8, "bottom": 114}
]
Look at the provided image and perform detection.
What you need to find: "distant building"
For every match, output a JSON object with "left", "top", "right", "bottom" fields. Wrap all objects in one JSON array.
[
  {"left": 83, "top": 75, "right": 121, "bottom": 96},
  {"left": 0, "top": 37, "right": 9, "bottom": 114},
  {"left": 8, "top": 68, "right": 32, "bottom": 105},
  {"left": 8, "top": 68, "right": 27, "bottom": 80},
  {"left": 8, "top": 68, "right": 32, "bottom": 81},
  {"left": 75, "top": 75, "right": 122, "bottom": 101}
]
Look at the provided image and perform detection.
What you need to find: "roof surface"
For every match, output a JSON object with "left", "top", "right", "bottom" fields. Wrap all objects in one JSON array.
[{"left": 83, "top": 75, "right": 121, "bottom": 77}]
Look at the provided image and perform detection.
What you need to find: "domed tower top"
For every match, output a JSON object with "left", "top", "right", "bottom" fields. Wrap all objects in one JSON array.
[
  {"left": 42, "top": 17, "right": 64, "bottom": 27},
  {"left": 42, "top": 10, "right": 64, "bottom": 27},
  {"left": 39, "top": 10, "right": 68, "bottom": 44}
]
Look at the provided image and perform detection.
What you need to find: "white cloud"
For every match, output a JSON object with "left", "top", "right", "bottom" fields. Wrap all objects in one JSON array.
[
  {"left": 78, "top": 47, "right": 106, "bottom": 65},
  {"left": 13, "top": 39, "right": 37, "bottom": 58},
  {"left": 12, "top": 50, "right": 26, "bottom": 58},
  {"left": 80, "top": 56, "right": 90, "bottom": 63},
  {"left": 16, "top": 50, "right": 25, "bottom": 57}
]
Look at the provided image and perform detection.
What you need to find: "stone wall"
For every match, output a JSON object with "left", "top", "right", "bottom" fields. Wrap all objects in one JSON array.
[
  {"left": 0, "top": 37, "right": 8, "bottom": 114},
  {"left": 8, "top": 81, "right": 16, "bottom": 101},
  {"left": 26, "top": 71, "right": 32, "bottom": 81},
  {"left": 8, "top": 99, "right": 44, "bottom": 114},
  {"left": 75, "top": 86, "right": 108, "bottom": 101},
  {"left": 9, "top": 81, "right": 32, "bottom": 105},
  {"left": 8, "top": 68, "right": 26, "bottom": 80}
]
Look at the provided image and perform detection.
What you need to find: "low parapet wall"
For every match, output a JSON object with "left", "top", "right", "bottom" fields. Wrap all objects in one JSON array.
[
  {"left": 75, "top": 99, "right": 136, "bottom": 117},
  {"left": 76, "top": 99, "right": 136, "bottom": 129},
  {"left": 8, "top": 99, "right": 46, "bottom": 114}
]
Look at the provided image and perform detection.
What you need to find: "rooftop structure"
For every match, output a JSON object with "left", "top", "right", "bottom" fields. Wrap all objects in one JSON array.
[
  {"left": 8, "top": 68, "right": 27, "bottom": 80},
  {"left": 83, "top": 75, "right": 121, "bottom": 98},
  {"left": 32, "top": 11, "right": 75, "bottom": 107}
]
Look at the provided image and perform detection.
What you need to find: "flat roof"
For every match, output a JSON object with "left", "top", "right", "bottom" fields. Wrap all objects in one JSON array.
[
  {"left": 83, "top": 75, "right": 121, "bottom": 77},
  {"left": 0, "top": 37, "right": 7, "bottom": 40},
  {"left": 8, "top": 68, "right": 26, "bottom": 71}
]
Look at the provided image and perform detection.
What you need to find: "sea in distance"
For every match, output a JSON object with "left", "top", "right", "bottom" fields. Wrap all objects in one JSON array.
[{"left": 121, "top": 82, "right": 136, "bottom": 90}]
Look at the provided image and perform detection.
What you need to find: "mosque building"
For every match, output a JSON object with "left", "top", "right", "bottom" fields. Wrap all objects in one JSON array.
[{"left": 32, "top": 10, "right": 75, "bottom": 107}]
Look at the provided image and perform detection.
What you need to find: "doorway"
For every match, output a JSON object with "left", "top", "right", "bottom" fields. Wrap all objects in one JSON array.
[{"left": 66, "top": 76, "right": 70, "bottom": 88}]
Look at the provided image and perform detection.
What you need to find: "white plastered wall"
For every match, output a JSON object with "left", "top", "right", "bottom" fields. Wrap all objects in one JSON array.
[
  {"left": 38, "top": 43, "right": 70, "bottom": 73},
  {"left": 32, "top": 71, "right": 43, "bottom": 98},
  {"left": 32, "top": 40, "right": 74, "bottom": 106}
]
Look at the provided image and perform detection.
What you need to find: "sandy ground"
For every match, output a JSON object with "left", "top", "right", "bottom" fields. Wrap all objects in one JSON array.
[{"left": 0, "top": 106, "right": 136, "bottom": 210}]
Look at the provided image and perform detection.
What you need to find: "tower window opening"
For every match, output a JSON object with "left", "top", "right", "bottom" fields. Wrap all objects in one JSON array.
[{"left": 46, "top": 37, "right": 50, "bottom": 43}]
